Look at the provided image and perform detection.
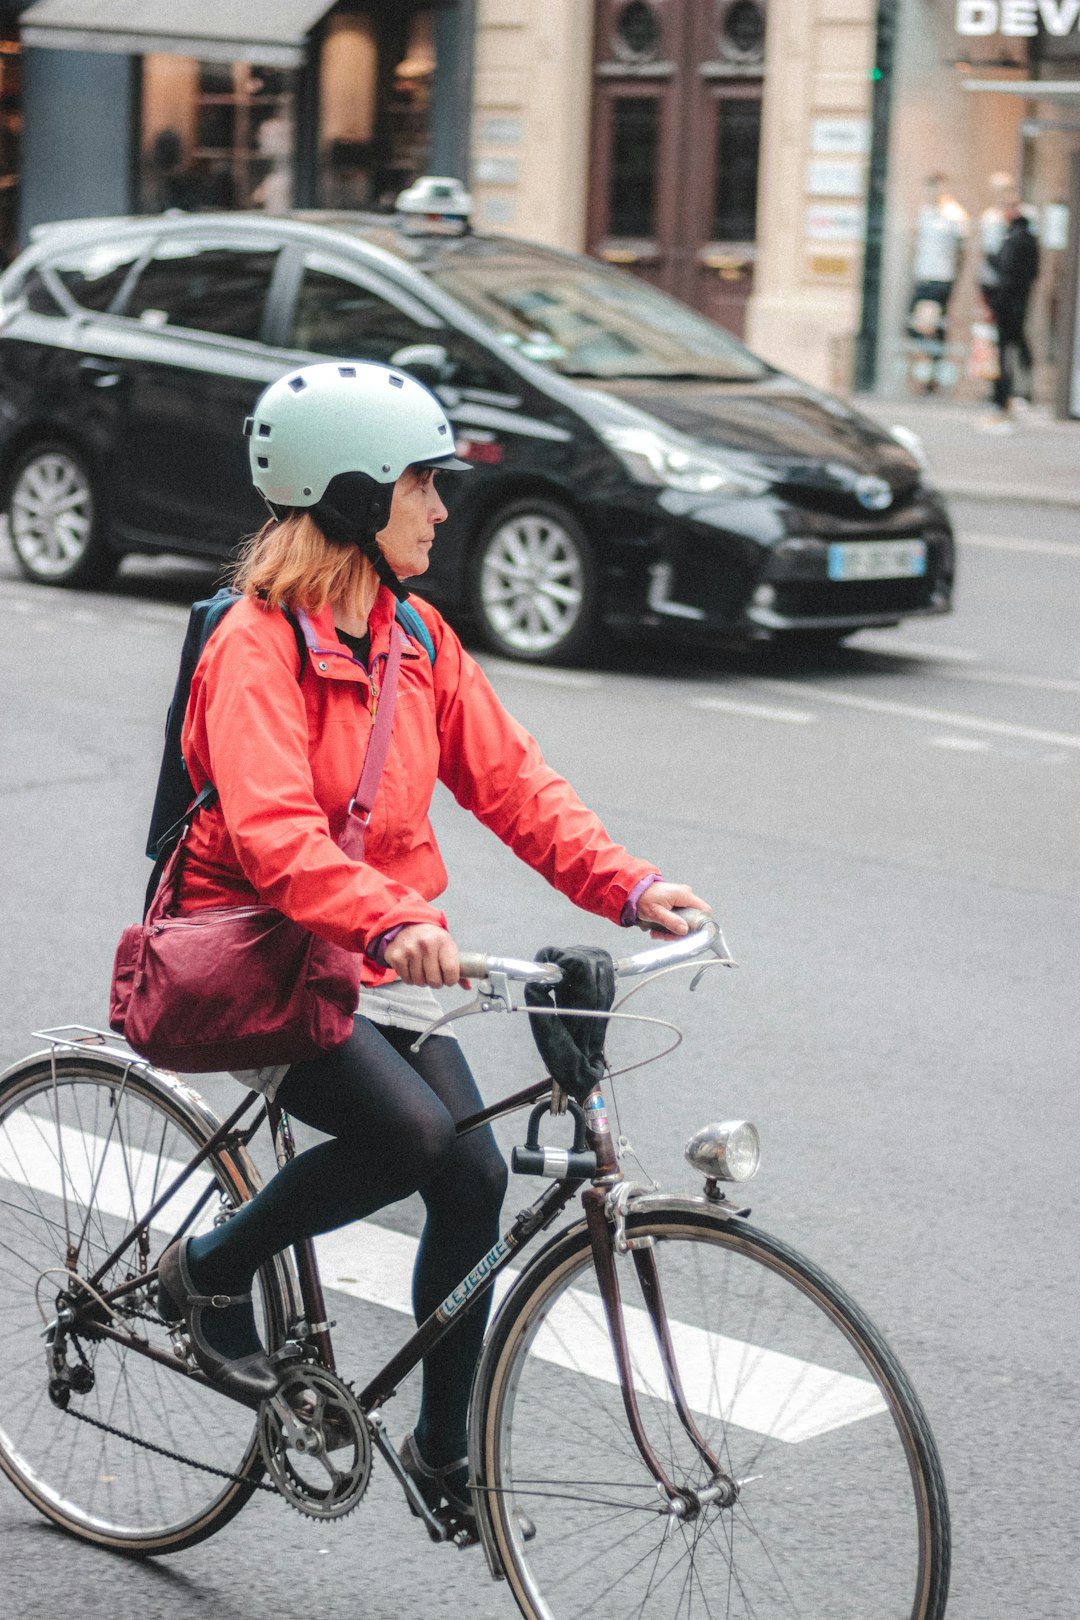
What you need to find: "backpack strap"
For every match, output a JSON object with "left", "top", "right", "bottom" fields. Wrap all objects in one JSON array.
[{"left": 394, "top": 598, "right": 436, "bottom": 665}]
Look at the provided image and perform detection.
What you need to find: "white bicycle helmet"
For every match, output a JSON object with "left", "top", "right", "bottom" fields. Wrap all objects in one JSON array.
[
  {"left": 245, "top": 359, "right": 468, "bottom": 507},
  {"left": 244, "top": 360, "right": 469, "bottom": 597}
]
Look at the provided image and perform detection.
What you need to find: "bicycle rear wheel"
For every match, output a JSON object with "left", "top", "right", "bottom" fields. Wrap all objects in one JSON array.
[
  {"left": 0, "top": 1050, "right": 289, "bottom": 1554},
  {"left": 474, "top": 1198, "right": 949, "bottom": 1620}
]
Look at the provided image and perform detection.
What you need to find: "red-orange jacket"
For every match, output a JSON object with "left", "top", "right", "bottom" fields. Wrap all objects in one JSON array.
[{"left": 179, "top": 588, "right": 657, "bottom": 984}]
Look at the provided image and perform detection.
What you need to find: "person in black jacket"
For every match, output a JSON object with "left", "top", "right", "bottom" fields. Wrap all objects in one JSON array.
[{"left": 980, "top": 200, "right": 1039, "bottom": 430}]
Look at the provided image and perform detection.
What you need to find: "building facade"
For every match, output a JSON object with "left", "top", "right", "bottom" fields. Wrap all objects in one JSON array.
[
  {"left": 468, "top": 0, "right": 1080, "bottom": 411},
  {"left": 6, "top": 2, "right": 1080, "bottom": 412}
]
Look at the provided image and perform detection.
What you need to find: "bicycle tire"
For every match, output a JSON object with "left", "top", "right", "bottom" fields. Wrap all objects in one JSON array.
[
  {"left": 0, "top": 1049, "right": 291, "bottom": 1554},
  {"left": 472, "top": 1198, "right": 950, "bottom": 1620}
]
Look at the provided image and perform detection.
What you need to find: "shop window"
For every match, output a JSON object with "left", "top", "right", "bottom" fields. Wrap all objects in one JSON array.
[
  {"left": 318, "top": 9, "right": 436, "bottom": 211},
  {"left": 712, "top": 98, "right": 760, "bottom": 241},
  {"left": 140, "top": 56, "right": 296, "bottom": 215},
  {"left": 125, "top": 245, "right": 278, "bottom": 342},
  {"left": 608, "top": 97, "right": 660, "bottom": 238},
  {"left": 50, "top": 239, "right": 152, "bottom": 314}
]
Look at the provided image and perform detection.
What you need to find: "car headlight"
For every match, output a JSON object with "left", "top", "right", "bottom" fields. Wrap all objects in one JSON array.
[
  {"left": 888, "top": 423, "right": 931, "bottom": 474},
  {"left": 600, "top": 425, "right": 768, "bottom": 498}
]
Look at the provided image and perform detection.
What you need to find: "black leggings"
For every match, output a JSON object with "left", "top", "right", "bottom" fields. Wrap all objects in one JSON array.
[{"left": 187, "top": 1018, "right": 507, "bottom": 1468}]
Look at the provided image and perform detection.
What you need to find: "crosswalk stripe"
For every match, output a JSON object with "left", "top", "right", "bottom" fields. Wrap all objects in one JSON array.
[{"left": 0, "top": 1115, "right": 884, "bottom": 1444}]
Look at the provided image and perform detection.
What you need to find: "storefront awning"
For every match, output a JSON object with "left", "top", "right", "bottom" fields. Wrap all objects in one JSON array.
[{"left": 20, "top": 0, "right": 336, "bottom": 68}]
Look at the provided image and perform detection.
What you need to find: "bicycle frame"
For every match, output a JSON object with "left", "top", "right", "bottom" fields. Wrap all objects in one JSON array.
[{"left": 58, "top": 1045, "right": 725, "bottom": 1511}]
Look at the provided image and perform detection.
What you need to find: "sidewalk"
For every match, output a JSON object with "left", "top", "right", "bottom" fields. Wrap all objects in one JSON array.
[{"left": 853, "top": 395, "right": 1080, "bottom": 509}]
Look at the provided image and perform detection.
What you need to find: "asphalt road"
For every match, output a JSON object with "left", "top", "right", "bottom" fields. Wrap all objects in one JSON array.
[{"left": 0, "top": 499, "right": 1077, "bottom": 1619}]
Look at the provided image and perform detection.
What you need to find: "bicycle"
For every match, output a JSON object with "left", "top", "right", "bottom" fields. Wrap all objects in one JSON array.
[{"left": 0, "top": 914, "right": 950, "bottom": 1619}]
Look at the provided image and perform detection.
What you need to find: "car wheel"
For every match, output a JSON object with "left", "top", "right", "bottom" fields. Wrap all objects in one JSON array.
[
  {"left": 5, "top": 441, "right": 115, "bottom": 588},
  {"left": 470, "top": 499, "right": 597, "bottom": 664}
]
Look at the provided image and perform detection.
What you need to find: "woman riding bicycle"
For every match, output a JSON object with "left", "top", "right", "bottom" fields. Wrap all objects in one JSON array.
[{"left": 155, "top": 359, "right": 707, "bottom": 1532}]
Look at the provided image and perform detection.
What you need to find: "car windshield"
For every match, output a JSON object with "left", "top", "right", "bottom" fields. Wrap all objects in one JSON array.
[{"left": 426, "top": 253, "right": 769, "bottom": 381}]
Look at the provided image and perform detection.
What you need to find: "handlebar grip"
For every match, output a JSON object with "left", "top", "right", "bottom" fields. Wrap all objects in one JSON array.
[
  {"left": 457, "top": 952, "right": 490, "bottom": 982},
  {"left": 672, "top": 906, "right": 711, "bottom": 934}
]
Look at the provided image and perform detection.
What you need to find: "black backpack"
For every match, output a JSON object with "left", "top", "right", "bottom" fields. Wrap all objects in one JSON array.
[{"left": 143, "top": 587, "right": 434, "bottom": 911}]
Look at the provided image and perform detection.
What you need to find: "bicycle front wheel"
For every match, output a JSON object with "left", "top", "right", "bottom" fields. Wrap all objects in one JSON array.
[
  {"left": 474, "top": 1199, "right": 949, "bottom": 1620},
  {"left": 0, "top": 1050, "right": 289, "bottom": 1554}
]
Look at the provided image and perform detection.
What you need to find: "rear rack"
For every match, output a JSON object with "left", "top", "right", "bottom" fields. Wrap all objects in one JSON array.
[{"left": 31, "top": 1025, "right": 151, "bottom": 1066}]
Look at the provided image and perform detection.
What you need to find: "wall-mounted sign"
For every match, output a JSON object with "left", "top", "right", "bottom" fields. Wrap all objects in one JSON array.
[
  {"left": 806, "top": 160, "right": 863, "bottom": 198},
  {"left": 956, "top": 1, "right": 1080, "bottom": 35},
  {"left": 474, "top": 156, "right": 520, "bottom": 185},
  {"left": 1043, "top": 202, "right": 1070, "bottom": 248},
  {"left": 811, "top": 118, "right": 870, "bottom": 155},
  {"left": 806, "top": 203, "right": 866, "bottom": 242},
  {"left": 807, "top": 254, "right": 856, "bottom": 279},
  {"left": 479, "top": 116, "right": 523, "bottom": 147}
]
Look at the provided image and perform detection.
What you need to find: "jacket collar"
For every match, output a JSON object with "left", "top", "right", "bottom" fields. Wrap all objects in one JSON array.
[{"left": 295, "top": 589, "right": 397, "bottom": 685}]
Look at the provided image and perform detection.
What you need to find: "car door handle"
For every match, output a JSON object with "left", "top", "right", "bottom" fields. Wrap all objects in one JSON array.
[{"left": 78, "top": 357, "right": 124, "bottom": 388}]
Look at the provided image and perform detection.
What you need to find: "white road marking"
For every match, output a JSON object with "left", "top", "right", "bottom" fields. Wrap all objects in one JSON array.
[
  {"left": 852, "top": 633, "right": 981, "bottom": 663},
  {"left": 1, "top": 1115, "right": 884, "bottom": 1444},
  {"left": 692, "top": 697, "right": 817, "bottom": 725},
  {"left": 757, "top": 679, "right": 1080, "bottom": 751},
  {"left": 930, "top": 736, "right": 991, "bottom": 753},
  {"left": 943, "top": 667, "right": 1080, "bottom": 697},
  {"left": 959, "top": 533, "right": 1080, "bottom": 559}
]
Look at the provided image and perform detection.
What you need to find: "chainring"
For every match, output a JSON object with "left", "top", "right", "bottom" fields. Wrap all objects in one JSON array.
[{"left": 257, "top": 1364, "right": 372, "bottom": 1520}]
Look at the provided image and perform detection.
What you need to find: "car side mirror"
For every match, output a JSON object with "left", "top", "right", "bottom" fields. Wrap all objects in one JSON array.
[{"left": 389, "top": 343, "right": 448, "bottom": 386}]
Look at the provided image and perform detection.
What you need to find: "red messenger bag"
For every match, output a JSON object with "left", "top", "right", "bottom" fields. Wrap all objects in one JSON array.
[{"left": 110, "top": 625, "right": 402, "bottom": 1073}]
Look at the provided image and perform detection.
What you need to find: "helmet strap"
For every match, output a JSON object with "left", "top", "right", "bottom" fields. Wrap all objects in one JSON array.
[{"left": 308, "top": 475, "right": 410, "bottom": 602}]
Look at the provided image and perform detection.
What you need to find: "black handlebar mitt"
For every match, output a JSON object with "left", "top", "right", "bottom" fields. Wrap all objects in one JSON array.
[{"left": 523, "top": 946, "right": 616, "bottom": 1103}]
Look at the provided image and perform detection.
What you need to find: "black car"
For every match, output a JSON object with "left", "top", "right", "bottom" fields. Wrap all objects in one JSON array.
[{"left": 0, "top": 204, "right": 954, "bottom": 662}]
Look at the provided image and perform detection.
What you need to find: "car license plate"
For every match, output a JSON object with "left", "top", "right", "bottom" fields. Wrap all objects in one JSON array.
[{"left": 827, "top": 540, "right": 927, "bottom": 581}]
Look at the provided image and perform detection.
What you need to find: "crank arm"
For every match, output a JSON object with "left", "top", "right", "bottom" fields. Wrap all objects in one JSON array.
[{"left": 367, "top": 1414, "right": 452, "bottom": 1542}]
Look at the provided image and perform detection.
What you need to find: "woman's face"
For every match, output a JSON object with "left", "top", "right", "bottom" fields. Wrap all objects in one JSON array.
[{"left": 375, "top": 466, "right": 447, "bottom": 580}]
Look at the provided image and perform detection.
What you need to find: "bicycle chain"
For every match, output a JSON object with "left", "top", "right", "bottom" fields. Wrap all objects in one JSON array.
[
  {"left": 61, "top": 1304, "right": 276, "bottom": 1494},
  {"left": 61, "top": 1402, "right": 278, "bottom": 1493}
]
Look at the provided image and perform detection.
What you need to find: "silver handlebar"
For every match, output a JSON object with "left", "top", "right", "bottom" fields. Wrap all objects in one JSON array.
[{"left": 457, "top": 909, "right": 726, "bottom": 987}]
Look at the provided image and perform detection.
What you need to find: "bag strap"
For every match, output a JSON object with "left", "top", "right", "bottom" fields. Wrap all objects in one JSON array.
[
  {"left": 344, "top": 624, "right": 402, "bottom": 852},
  {"left": 148, "top": 622, "right": 404, "bottom": 917}
]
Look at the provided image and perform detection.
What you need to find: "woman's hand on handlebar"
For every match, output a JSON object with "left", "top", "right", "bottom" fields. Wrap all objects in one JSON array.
[
  {"left": 636, "top": 882, "right": 712, "bottom": 939},
  {"left": 383, "top": 924, "right": 462, "bottom": 987}
]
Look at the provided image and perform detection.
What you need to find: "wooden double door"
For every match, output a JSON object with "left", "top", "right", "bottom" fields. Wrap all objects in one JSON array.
[{"left": 587, "top": 0, "right": 766, "bottom": 337}]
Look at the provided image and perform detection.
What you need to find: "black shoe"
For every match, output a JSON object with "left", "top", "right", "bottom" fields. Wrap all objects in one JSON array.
[
  {"left": 398, "top": 1431, "right": 536, "bottom": 1544},
  {"left": 157, "top": 1237, "right": 279, "bottom": 1407}
]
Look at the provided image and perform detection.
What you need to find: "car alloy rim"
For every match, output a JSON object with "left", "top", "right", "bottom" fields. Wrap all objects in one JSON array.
[
  {"left": 10, "top": 452, "right": 93, "bottom": 578},
  {"left": 479, "top": 513, "right": 585, "bottom": 654}
]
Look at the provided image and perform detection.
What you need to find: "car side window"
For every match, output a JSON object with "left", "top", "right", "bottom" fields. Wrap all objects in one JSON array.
[
  {"left": 124, "top": 244, "right": 278, "bottom": 341},
  {"left": 290, "top": 258, "right": 511, "bottom": 392},
  {"left": 49, "top": 238, "right": 151, "bottom": 313},
  {"left": 19, "top": 268, "right": 65, "bottom": 316},
  {"left": 290, "top": 262, "right": 438, "bottom": 362}
]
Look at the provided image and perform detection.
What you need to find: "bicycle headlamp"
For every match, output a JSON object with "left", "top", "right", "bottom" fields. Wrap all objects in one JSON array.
[{"left": 684, "top": 1121, "right": 760, "bottom": 1183}]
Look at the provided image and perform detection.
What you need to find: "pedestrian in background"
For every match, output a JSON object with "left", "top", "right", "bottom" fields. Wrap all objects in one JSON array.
[
  {"left": 906, "top": 174, "right": 968, "bottom": 393},
  {"left": 978, "top": 191, "right": 1040, "bottom": 432}
]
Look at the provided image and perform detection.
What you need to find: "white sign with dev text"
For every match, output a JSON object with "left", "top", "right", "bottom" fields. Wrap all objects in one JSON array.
[{"left": 956, "top": 0, "right": 1080, "bottom": 33}]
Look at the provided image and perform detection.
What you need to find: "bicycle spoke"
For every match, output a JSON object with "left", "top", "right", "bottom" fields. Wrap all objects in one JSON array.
[
  {"left": 0, "top": 1060, "right": 276, "bottom": 1551},
  {"left": 480, "top": 1208, "right": 946, "bottom": 1620}
]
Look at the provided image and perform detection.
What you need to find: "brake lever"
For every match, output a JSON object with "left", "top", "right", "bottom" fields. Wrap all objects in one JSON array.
[{"left": 409, "top": 970, "right": 518, "bottom": 1051}]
